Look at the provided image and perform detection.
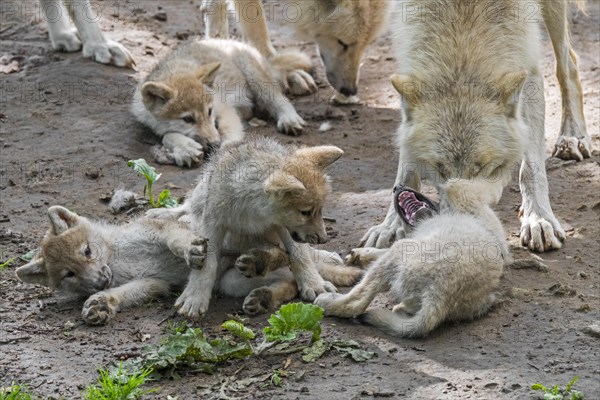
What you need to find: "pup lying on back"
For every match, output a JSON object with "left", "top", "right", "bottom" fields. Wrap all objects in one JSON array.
[
  {"left": 16, "top": 206, "right": 207, "bottom": 325},
  {"left": 316, "top": 179, "right": 508, "bottom": 338},
  {"left": 131, "top": 38, "right": 310, "bottom": 167},
  {"left": 147, "top": 137, "right": 349, "bottom": 319}
]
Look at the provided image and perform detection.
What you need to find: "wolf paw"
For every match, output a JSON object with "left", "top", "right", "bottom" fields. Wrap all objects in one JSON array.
[
  {"left": 344, "top": 248, "right": 382, "bottom": 268},
  {"left": 175, "top": 289, "right": 209, "bottom": 320},
  {"left": 159, "top": 134, "right": 204, "bottom": 167},
  {"left": 298, "top": 279, "right": 337, "bottom": 302},
  {"left": 186, "top": 238, "right": 208, "bottom": 270},
  {"left": 552, "top": 136, "right": 591, "bottom": 162},
  {"left": 234, "top": 249, "right": 270, "bottom": 278},
  {"left": 277, "top": 112, "right": 306, "bottom": 136},
  {"left": 50, "top": 29, "right": 82, "bottom": 52},
  {"left": 82, "top": 293, "right": 118, "bottom": 325},
  {"left": 287, "top": 70, "right": 317, "bottom": 96},
  {"left": 82, "top": 39, "right": 135, "bottom": 68},
  {"left": 520, "top": 211, "right": 565, "bottom": 252},
  {"left": 242, "top": 287, "right": 273, "bottom": 315},
  {"left": 314, "top": 292, "right": 348, "bottom": 314},
  {"left": 360, "top": 212, "right": 405, "bottom": 248}
]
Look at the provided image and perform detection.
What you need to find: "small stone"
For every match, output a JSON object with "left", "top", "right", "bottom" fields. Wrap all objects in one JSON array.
[
  {"left": 484, "top": 382, "right": 498, "bottom": 389},
  {"left": 582, "top": 323, "right": 600, "bottom": 338},
  {"left": 154, "top": 11, "right": 167, "bottom": 21},
  {"left": 578, "top": 271, "right": 588, "bottom": 279}
]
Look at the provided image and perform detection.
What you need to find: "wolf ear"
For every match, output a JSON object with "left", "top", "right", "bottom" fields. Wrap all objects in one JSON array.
[
  {"left": 264, "top": 172, "right": 306, "bottom": 196},
  {"left": 16, "top": 257, "right": 49, "bottom": 286},
  {"left": 391, "top": 74, "right": 420, "bottom": 122},
  {"left": 48, "top": 206, "right": 79, "bottom": 235},
  {"left": 195, "top": 62, "right": 221, "bottom": 86},
  {"left": 141, "top": 82, "right": 174, "bottom": 111},
  {"left": 294, "top": 146, "right": 344, "bottom": 169},
  {"left": 497, "top": 70, "right": 528, "bottom": 118}
]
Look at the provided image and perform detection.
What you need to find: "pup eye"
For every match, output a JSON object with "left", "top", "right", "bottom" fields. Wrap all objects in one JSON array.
[
  {"left": 65, "top": 271, "right": 75, "bottom": 278},
  {"left": 182, "top": 115, "right": 195, "bottom": 124},
  {"left": 84, "top": 245, "right": 92, "bottom": 258},
  {"left": 337, "top": 39, "right": 349, "bottom": 51},
  {"left": 208, "top": 107, "right": 213, "bottom": 117},
  {"left": 300, "top": 210, "right": 312, "bottom": 217}
]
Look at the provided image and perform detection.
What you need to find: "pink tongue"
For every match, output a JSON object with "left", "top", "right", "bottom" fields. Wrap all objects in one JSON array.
[{"left": 398, "top": 191, "right": 423, "bottom": 217}]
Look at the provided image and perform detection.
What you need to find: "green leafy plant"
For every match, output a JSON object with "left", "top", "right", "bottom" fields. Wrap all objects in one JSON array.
[
  {"left": 0, "top": 383, "right": 35, "bottom": 400},
  {"left": 127, "top": 159, "right": 177, "bottom": 208},
  {"left": 83, "top": 364, "right": 155, "bottom": 400},
  {"left": 263, "top": 303, "right": 323, "bottom": 342},
  {"left": 0, "top": 257, "right": 15, "bottom": 272},
  {"left": 532, "top": 376, "right": 584, "bottom": 400}
]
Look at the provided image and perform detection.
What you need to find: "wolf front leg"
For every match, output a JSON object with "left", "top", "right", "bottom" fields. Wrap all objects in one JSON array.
[
  {"left": 41, "top": 0, "right": 82, "bottom": 52},
  {"left": 82, "top": 278, "right": 171, "bottom": 325},
  {"left": 359, "top": 157, "right": 421, "bottom": 248},
  {"left": 276, "top": 226, "right": 336, "bottom": 301},
  {"left": 542, "top": 1, "right": 591, "bottom": 161},
  {"left": 201, "top": 0, "right": 230, "bottom": 38},
  {"left": 175, "top": 227, "right": 226, "bottom": 319},
  {"left": 519, "top": 73, "right": 565, "bottom": 252},
  {"left": 63, "top": 0, "right": 134, "bottom": 67}
]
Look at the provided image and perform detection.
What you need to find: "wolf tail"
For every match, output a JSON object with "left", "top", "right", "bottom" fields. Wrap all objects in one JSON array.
[{"left": 358, "top": 302, "right": 442, "bottom": 338}]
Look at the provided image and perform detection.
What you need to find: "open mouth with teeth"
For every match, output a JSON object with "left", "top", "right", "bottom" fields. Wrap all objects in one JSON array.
[{"left": 393, "top": 185, "right": 438, "bottom": 227}]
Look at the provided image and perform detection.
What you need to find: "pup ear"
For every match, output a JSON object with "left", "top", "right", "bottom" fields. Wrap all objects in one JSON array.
[
  {"left": 294, "top": 146, "right": 344, "bottom": 169},
  {"left": 195, "top": 62, "right": 222, "bottom": 86},
  {"left": 141, "top": 82, "right": 174, "bottom": 112},
  {"left": 391, "top": 74, "right": 420, "bottom": 122},
  {"left": 264, "top": 172, "right": 306, "bottom": 196},
  {"left": 496, "top": 70, "right": 528, "bottom": 118},
  {"left": 16, "top": 257, "right": 49, "bottom": 286},
  {"left": 47, "top": 206, "right": 79, "bottom": 235}
]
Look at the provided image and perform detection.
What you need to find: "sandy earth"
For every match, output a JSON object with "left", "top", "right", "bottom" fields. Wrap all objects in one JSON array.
[{"left": 0, "top": 1, "right": 599, "bottom": 399}]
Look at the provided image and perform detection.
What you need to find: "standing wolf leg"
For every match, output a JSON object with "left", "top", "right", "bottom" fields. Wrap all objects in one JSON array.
[
  {"left": 360, "top": 160, "right": 421, "bottom": 248},
  {"left": 542, "top": 1, "right": 591, "bottom": 160},
  {"left": 519, "top": 73, "right": 565, "bottom": 252},
  {"left": 61, "top": 0, "right": 134, "bottom": 67},
  {"left": 41, "top": 0, "right": 82, "bottom": 52},
  {"left": 201, "top": 0, "right": 230, "bottom": 38}
]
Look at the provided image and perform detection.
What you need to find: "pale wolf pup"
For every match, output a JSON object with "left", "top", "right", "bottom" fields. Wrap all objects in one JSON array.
[
  {"left": 316, "top": 179, "right": 508, "bottom": 338},
  {"left": 150, "top": 138, "right": 345, "bottom": 319},
  {"left": 201, "top": 0, "right": 392, "bottom": 98},
  {"left": 15, "top": 206, "right": 207, "bottom": 325},
  {"left": 362, "top": 0, "right": 575, "bottom": 253},
  {"left": 131, "top": 38, "right": 309, "bottom": 167}
]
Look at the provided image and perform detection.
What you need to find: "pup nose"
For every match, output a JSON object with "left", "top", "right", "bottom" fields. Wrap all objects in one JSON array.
[
  {"left": 339, "top": 86, "right": 357, "bottom": 97},
  {"left": 317, "top": 235, "right": 329, "bottom": 244},
  {"left": 204, "top": 142, "right": 220, "bottom": 159}
]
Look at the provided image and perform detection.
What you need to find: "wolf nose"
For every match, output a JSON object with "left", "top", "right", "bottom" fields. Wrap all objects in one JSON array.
[
  {"left": 204, "top": 142, "right": 220, "bottom": 159},
  {"left": 317, "top": 235, "right": 329, "bottom": 244},
  {"left": 339, "top": 86, "right": 357, "bottom": 97}
]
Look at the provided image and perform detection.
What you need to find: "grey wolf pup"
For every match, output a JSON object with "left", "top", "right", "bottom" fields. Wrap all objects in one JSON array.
[
  {"left": 15, "top": 206, "right": 207, "bottom": 325},
  {"left": 316, "top": 179, "right": 508, "bottom": 338},
  {"left": 148, "top": 137, "right": 346, "bottom": 319},
  {"left": 131, "top": 38, "right": 309, "bottom": 167},
  {"left": 361, "top": 0, "right": 589, "bottom": 253}
]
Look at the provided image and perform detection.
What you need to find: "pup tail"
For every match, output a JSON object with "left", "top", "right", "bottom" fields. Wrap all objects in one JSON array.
[{"left": 358, "top": 302, "right": 441, "bottom": 338}]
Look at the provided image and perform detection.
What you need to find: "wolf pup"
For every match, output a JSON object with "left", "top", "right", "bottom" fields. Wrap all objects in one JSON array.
[
  {"left": 316, "top": 179, "right": 508, "bottom": 338},
  {"left": 16, "top": 206, "right": 207, "bottom": 325},
  {"left": 131, "top": 38, "right": 309, "bottom": 167},
  {"left": 149, "top": 137, "right": 345, "bottom": 319}
]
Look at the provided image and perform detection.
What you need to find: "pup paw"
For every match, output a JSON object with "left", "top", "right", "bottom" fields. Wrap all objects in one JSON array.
[
  {"left": 298, "top": 279, "right": 337, "bottom": 301},
  {"left": 175, "top": 289, "right": 209, "bottom": 320},
  {"left": 82, "top": 293, "right": 117, "bottom": 325},
  {"left": 186, "top": 238, "right": 208, "bottom": 270},
  {"left": 277, "top": 112, "right": 306, "bottom": 136},
  {"left": 234, "top": 249, "right": 270, "bottom": 277},
  {"left": 242, "top": 287, "right": 273, "bottom": 315},
  {"left": 286, "top": 69, "right": 317, "bottom": 96}
]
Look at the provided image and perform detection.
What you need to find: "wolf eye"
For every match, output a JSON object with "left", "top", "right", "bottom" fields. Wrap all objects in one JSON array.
[
  {"left": 182, "top": 115, "right": 195, "bottom": 124},
  {"left": 337, "top": 39, "right": 349, "bottom": 51},
  {"left": 65, "top": 271, "right": 75, "bottom": 278},
  {"left": 84, "top": 245, "right": 92, "bottom": 258},
  {"left": 208, "top": 107, "right": 213, "bottom": 117},
  {"left": 300, "top": 210, "right": 312, "bottom": 217}
]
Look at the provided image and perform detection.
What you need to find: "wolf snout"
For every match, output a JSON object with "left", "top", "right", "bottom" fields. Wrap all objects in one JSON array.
[{"left": 339, "top": 85, "right": 357, "bottom": 97}]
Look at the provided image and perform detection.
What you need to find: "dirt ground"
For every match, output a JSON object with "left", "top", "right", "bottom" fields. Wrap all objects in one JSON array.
[{"left": 1, "top": 1, "right": 599, "bottom": 399}]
